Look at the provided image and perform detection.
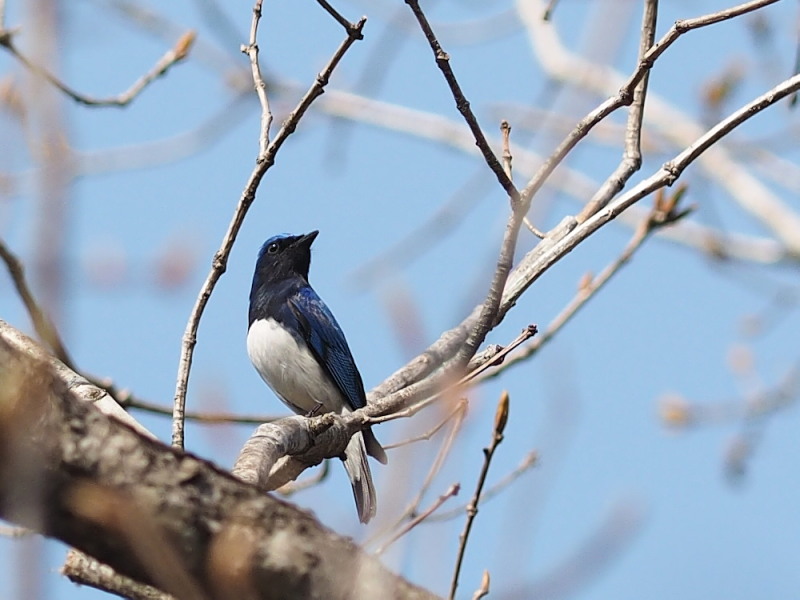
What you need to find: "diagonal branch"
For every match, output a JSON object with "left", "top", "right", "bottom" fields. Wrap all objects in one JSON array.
[
  {"left": 482, "top": 188, "right": 692, "bottom": 379},
  {"left": 0, "top": 238, "right": 75, "bottom": 369},
  {"left": 403, "top": 1, "right": 532, "bottom": 371},
  {"left": 404, "top": 0, "right": 519, "bottom": 205}
]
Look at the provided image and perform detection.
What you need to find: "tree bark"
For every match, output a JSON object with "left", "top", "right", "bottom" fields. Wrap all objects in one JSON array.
[{"left": 0, "top": 321, "right": 440, "bottom": 600}]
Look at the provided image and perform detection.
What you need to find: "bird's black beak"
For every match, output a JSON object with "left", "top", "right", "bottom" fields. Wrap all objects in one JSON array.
[{"left": 294, "top": 230, "right": 319, "bottom": 249}]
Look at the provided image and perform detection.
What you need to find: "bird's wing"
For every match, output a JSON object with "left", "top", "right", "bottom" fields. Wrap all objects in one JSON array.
[{"left": 288, "top": 286, "right": 368, "bottom": 410}]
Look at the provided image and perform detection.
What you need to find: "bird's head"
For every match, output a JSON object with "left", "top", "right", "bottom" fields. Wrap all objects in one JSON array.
[{"left": 253, "top": 230, "right": 319, "bottom": 284}]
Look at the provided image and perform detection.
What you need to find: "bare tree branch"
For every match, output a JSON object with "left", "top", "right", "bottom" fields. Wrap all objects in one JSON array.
[
  {"left": 518, "top": 0, "right": 800, "bottom": 254},
  {"left": 483, "top": 187, "right": 692, "bottom": 379},
  {"left": 0, "top": 237, "right": 75, "bottom": 369},
  {"left": 0, "top": 27, "right": 194, "bottom": 107},
  {"left": 375, "top": 483, "right": 460, "bottom": 556},
  {"left": 430, "top": 450, "right": 539, "bottom": 522},
  {"left": 241, "top": 0, "right": 272, "bottom": 156},
  {"left": 404, "top": 0, "right": 519, "bottom": 204},
  {"left": 449, "top": 391, "right": 509, "bottom": 600}
]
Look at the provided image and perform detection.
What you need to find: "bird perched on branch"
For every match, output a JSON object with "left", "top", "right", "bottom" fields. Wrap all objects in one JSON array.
[{"left": 247, "top": 230, "right": 387, "bottom": 523}]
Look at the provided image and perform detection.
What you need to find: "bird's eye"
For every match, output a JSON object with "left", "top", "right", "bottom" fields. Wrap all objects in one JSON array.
[{"left": 267, "top": 242, "right": 279, "bottom": 254}]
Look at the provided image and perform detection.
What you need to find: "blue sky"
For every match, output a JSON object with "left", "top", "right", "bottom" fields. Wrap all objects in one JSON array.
[{"left": 2, "top": 0, "right": 800, "bottom": 598}]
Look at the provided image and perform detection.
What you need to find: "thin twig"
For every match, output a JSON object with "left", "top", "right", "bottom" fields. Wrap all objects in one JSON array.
[
  {"left": 374, "top": 483, "right": 460, "bottom": 555},
  {"left": 119, "top": 394, "right": 280, "bottom": 425},
  {"left": 316, "top": 0, "right": 365, "bottom": 37},
  {"left": 241, "top": 0, "right": 272, "bottom": 156},
  {"left": 0, "top": 28, "right": 194, "bottom": 107},
  {"left": 523, "top": 217, "right": 546, "bottom": 238},
  {"left": 404, "top": 0, "right": 519, "bottom": 205},
  {"left": 171, "top": 9, "right": 367, "bottom": 448},
  {"left": 501, "top": 118, "right": 544, "bottom": 239},
  {"left": 429, "top": 450, "right": 538, "bottom": 522},
  {"left": 369, "top": 399, "right": 468, "bottom": 547},
  {"left": 634, "top": 0, "right": 780, "bottom": 86},
  {"left": 383, "top": 397, "right": 468, "bottom": 450},
  {"left": 456, "top": 325, "right": 537, "bottom": 386},
  {"left": 0, "top": 238, "right": 75, "bottom": 369},
  {"left": 370, "top": 326, "right": 535, "bottom": 424},
  {"left": 449, "top": 391, "right": 509, "bottom": 600},
  {"left": 471, "top": 571, "right": 491, "bottom": 600},
  {"left": 664, "top": 76, "right": 799, "bottom": 176},
  {"left": 276, "top": 460, "right": 330, "bottom": 495}
]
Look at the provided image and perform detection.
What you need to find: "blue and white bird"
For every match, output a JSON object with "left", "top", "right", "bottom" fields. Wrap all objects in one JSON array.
[{"left": 247, "top": 231, "right": 387, "bottom": 523}]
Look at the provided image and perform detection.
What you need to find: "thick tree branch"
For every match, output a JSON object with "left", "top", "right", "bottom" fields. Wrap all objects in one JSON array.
[{"left": 0, "top": 321, "right": 439, "bottom": 600}]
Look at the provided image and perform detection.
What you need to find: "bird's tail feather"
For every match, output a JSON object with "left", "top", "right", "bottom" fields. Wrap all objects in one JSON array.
[
  {"left": 343, "top": 432, "right": 377, "bottom": 524},
  {"left": 363, "top": 426, "right": 388, "bottom": 465}
]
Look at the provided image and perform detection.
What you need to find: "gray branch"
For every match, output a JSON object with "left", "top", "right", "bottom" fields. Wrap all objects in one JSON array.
[{"left": 0, "top": 320, "right": 439, "bottom": 600}]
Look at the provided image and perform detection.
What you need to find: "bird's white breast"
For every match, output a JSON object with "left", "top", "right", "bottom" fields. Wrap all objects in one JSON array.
[{"left": 247, "top": 318, "right": 347, "bottom": 415}]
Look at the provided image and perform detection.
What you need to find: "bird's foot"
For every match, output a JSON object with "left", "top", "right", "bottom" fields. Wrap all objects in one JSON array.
[{"left": 306, "top": 402, "right": 324, "bottom": 418}]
